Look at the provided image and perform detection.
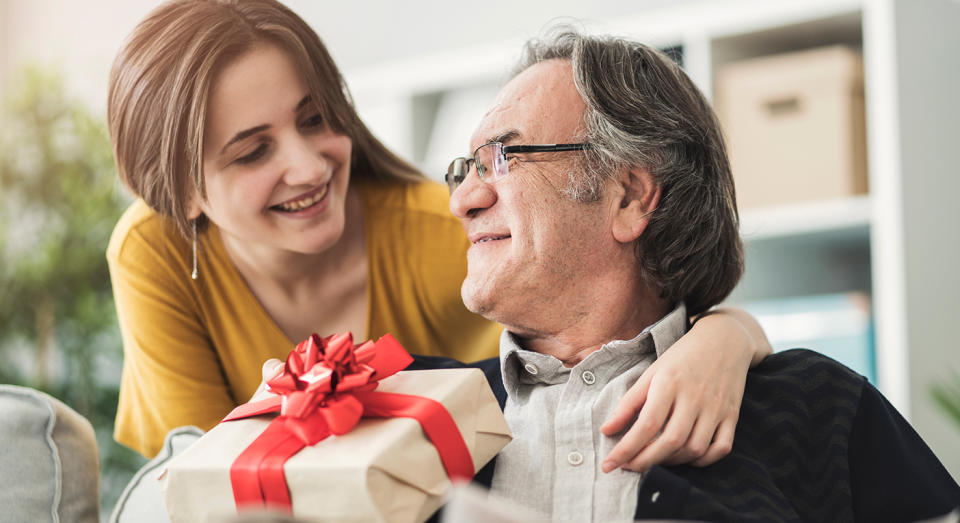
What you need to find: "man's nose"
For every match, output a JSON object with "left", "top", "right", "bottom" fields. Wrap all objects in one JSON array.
[{"left": 449, "top": 165, "right": 497, "bottom": 219}]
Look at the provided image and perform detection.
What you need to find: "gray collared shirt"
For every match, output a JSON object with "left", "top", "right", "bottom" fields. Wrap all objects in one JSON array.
[{"left": 489, "top": 304, "right": 688, "bottom": 522}]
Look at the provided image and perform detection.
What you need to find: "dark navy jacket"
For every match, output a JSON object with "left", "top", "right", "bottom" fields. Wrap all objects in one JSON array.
[{"left": 410, "top": 349, "right": 960, "bottom": 522}]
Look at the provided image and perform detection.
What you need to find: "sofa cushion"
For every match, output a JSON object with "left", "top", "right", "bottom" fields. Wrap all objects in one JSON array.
[
  {"left": 0, "top": 385, "right": 100, "bottom": 522},
  {"left": 110, "top": 425, "right": 203, "bottom": 523}
]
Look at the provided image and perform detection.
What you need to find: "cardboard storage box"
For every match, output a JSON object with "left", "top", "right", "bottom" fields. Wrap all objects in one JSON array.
[{"left": 716, "top": 45, "right": 868, "bottom": 209}]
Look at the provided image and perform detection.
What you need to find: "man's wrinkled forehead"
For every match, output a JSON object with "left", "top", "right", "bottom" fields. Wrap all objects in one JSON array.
[{"left": 469, "top": 59, "right": 585, "bottom": 151}]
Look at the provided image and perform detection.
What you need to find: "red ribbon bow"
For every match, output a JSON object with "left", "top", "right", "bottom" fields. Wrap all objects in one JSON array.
[{"left": 221, "top": 333, "right": 475, "bottom": 512}]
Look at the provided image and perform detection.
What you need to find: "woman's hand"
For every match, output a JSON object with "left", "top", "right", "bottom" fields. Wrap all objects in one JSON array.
[
  {"left": 248, "top": 358, "right": 285, "bottom": 402},
  {"left": 599, "top": 307, "right": 772, "bottom": 473}
]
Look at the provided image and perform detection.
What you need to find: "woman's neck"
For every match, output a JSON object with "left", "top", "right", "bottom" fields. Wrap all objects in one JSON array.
[{"left": 219, "top": 186, "right": 367, "bottom": 299}]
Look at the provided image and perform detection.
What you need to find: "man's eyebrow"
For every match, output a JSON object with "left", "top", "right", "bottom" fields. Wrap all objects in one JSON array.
[
  {"left": 220, "top": 124, "right": 270, "bottom": 154},
  {"left": 487, "top": 130, "right": 521, "bottom": 145}
]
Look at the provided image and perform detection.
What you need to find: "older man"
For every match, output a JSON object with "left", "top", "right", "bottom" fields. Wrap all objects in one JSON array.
[{"left": 418, "top": 29, "right": 960, "bottom": 521}]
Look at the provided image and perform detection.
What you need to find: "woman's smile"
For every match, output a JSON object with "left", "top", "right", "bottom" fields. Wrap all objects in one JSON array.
[{"left": 271, "top": 183, "right": 329, "bottom": 214}]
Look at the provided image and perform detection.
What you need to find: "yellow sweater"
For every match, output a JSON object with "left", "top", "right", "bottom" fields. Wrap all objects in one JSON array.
[{"left": 108, "top": 180, "right": 501, "bottom": 457}]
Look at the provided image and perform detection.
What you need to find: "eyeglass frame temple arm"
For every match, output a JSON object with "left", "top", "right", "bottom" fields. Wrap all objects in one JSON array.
[{"left": 502, "top": 143, "right": 591, "bottom": 154}]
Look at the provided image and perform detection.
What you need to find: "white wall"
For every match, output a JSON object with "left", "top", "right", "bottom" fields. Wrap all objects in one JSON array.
[
  {"left": 0, "top": 0, "right": 690, "bottom": 112},
  {"left": 1, "top": 0, "right": 160, "bottom": 110},
  {"left": 286, "top": 0, "right": 685, "bottom": 69}
]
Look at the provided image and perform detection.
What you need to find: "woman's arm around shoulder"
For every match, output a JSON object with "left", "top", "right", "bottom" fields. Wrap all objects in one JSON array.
[{"left": 600, "top": 307, "right": 772, "bottom": 472}]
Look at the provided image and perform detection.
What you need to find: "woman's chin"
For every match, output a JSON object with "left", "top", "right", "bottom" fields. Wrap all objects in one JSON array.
[{"left": 290, "top": 227, "right": 349, "bottom": 255}]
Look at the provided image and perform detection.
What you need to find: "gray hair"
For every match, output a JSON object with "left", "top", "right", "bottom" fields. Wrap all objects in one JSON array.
[{"left": 513, "top": 27, "right": 744, "bottom": 315}]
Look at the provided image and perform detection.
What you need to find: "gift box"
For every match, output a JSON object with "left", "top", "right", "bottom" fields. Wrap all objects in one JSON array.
[{"left": 161, "top": 334, "right": 511, "bottom": 523}]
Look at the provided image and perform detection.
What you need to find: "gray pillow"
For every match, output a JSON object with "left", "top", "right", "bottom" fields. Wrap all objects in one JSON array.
[
  {"left": 0, "top": 385, "right": 100, "bottom": 523},
  {"left": 109, "top": 425, "right": 203, "bottom": 523}
]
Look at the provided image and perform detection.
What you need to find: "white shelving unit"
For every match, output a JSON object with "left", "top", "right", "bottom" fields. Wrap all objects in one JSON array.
[
  {"left": 739, "top": 196, "right": 872, "bottom": 240},
  {"left": 344, "top": 0, "right": 960, "bottom": 478}
]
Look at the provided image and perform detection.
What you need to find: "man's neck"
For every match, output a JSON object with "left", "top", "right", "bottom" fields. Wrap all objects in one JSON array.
[{"left": 507, "top": 289, "right": 671, "bottom": 367}]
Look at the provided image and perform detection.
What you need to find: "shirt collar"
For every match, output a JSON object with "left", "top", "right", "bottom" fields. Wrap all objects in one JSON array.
[{"left": 500, "top": 303, "right": 688, "bottom": 397}]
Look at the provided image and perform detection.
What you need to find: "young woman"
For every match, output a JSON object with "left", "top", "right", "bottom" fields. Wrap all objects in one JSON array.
[{"left": 106, "top": 0, "right": 771, "bottom": 473}]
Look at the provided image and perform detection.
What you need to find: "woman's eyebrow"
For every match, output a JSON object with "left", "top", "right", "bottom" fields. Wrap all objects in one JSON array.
[
  {"left": 220, "top": 95, "right": 312, "bottom": 154},
  {"left": 220, "top": 124, "right": 269, "bottom": 154},
  {"left": 295, "top": 95, "right": 311, "bottom": 112}
]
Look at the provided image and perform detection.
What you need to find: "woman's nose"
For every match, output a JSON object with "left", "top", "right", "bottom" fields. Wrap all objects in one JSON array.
[{"left": 281, "top": 136, "right": 328, "bottom": 186}]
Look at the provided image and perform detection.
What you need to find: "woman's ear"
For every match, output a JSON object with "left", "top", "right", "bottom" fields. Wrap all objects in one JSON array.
[
  {"left": 611, "top": 167, "right": 660, "bottom": 244},
  {"left": 186, "top": 191, "right": 203, "bottom": 220}
]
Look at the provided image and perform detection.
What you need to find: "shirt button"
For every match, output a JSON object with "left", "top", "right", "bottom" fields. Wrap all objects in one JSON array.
[
  {"left": 523, "top": 363, "right": 539, "bottom": 375},
  {"left": 582, "top": 371, "right": 596, "bottom": 385},
  {"left": 567, "top": 451, "right": 584, "bottom": 466}
]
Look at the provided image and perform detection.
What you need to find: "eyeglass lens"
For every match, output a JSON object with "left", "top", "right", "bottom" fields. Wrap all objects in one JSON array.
[
  {"left": 475, "top": 142, "right": 507, "bottom": 180},
  {"left": 445, "top": 142, "right": 513, "bottom": 194},
  {"left": 445, "top": 157, "right": 467, "bottom": 193}
]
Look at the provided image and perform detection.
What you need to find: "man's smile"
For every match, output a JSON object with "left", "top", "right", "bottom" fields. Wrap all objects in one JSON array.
[{"left": 469, "top": 232, "right": 512, "bottom": 244}]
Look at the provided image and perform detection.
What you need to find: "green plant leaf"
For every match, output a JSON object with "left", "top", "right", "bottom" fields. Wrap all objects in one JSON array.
[{"left": 930, "top": 375, "right": 960, "bottom": 430}]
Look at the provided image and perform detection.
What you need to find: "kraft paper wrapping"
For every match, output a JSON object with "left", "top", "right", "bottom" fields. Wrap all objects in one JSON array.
[{"left": 162, "top": 368, "right": 511, "bottom": 523}]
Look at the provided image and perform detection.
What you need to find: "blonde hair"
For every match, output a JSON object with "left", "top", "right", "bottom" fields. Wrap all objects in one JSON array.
[{"left": 108, "top": 0, "right": 422, "bottom": 238}]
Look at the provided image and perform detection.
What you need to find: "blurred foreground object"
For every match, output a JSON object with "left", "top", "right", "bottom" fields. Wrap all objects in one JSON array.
[
  {"left": 441, "top": 482, "right": 548, "bottom": 523},
  {"left": 110, "top": 426, "right": 203, "bottom": 523},
  {"left": 717, "top": 46, "right": 867, "bottom": 209},
  {"left": 0, "top": 384, "right": 100, "bottom": 522}
]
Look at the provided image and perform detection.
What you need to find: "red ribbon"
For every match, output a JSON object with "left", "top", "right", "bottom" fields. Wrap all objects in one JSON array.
[{"left": 221, "top": 333, "right": 475, "bottom": 512}]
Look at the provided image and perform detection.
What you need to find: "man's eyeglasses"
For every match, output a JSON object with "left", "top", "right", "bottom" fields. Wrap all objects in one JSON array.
[{"left": 444, "top": 141, "right": 591, "bottom": 194}]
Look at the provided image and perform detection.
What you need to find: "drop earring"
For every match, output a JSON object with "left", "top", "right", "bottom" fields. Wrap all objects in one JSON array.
[{"left": 191, "top": 219, "right": 199, "bottom": 280}]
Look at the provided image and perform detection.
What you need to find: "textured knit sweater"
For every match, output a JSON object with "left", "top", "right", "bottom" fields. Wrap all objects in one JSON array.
[{"left": 411, "top": 349, "right": 960, "bottom": 521}]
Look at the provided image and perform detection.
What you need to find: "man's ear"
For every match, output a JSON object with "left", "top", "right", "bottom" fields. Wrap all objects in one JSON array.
[{"left": 611, "top": 167, "right": 660, "bottom": 244}]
